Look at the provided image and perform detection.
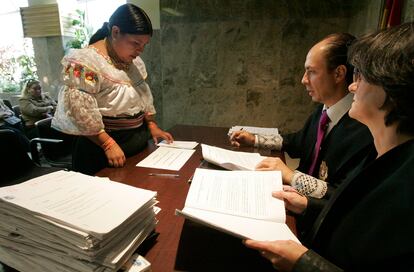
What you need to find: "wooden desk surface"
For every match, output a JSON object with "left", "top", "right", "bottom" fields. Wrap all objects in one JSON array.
[{"left": 97, "top": 124, "right": 295, "bottom": 271}]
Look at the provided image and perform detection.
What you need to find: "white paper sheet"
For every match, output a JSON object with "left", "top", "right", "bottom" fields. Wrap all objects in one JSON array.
[
  {"left": 176, "top": 168, "right": 299, "bottom": 243},
  {"left": 136, "top": 146, "right": 195, "bottom": 171},
  {"left": 157, "top": 140, "right": 198, "bottom": 149},
  {"left": 186, "top": 169, "right": 285, "bottom": 222},
  {"left": 201, "top": 144, "right": 265, "bottom": 170}
]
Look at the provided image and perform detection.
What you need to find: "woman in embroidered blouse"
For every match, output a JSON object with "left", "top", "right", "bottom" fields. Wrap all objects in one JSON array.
[
  {"left": 19, "top": 79, "right": 57, "bottom": 138},
  {"left": 52, "top": 4, "right": 173, "bottom": 175}
]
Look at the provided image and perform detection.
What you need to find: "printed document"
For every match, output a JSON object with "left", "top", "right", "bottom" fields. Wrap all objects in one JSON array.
[
  {"left": 157, "top": 140, "right": 198, "bottom": 150},
  {"left": 201, "top": 144, "right": 265, "bottom": 170},
  {"left": 176, "top": 169, "right": 299, "bottom": 242},
  {"left": 136, "top": 146, "right": 195, "bottom": 171}
]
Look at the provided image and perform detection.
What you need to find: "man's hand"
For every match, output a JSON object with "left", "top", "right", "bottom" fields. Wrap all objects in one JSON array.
[
  {"left": 256, "top": 157, "right": 294, "bottom": 184},
  {"left": 229, "top": 131, "right": 255, "bottom": 147}
]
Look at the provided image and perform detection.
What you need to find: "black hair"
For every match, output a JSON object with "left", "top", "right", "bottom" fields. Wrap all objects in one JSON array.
[
  {"left": 89, "top": 4, "right": 153, "bottom": 45},
  {"left": 348, "top": 22, "right": 414, "bottom": 135},
  {"left": 322, "top": 33, "right": 356, "bottom": 86}
]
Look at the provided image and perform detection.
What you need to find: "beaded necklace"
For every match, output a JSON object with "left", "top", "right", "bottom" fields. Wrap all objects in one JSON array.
[{"left": 105, "top": 38, "right": 130, "bottom": 71}]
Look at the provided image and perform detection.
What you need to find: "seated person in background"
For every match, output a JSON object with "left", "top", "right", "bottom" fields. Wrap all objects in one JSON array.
[
  {"left": 19, "top": 79, "right": 57, "bottom": 139},
  {"left": 0, "top": 98, "right": 29, "bottom": 151},
  {"left": 245, "top": 22, "right": 414, "bottom": 272},
  {"left": 52, "top": 4, "right": 173, "bottom": 175},
  {"left": 230, "top": 33, "right": 373, "bottom": 201}
]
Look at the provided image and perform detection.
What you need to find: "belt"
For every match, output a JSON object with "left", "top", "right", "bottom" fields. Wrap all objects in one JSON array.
[{"left": 102, "top": 113, "right": 144, "bottom": 131}]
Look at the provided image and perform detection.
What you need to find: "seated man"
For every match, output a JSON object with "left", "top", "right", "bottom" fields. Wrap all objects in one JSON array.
[{"left": 231, "top": 33, "right": 373, "bottom": 201}]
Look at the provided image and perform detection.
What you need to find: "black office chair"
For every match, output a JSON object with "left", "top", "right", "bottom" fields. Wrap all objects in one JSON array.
[
  {"left": 3, "top": 99, "right": 13, "bottom": 110},
  {"left": 32, "top": 117, "right": 73, "bottom": 169},
  {"left": 11, "top": 105, "right": 20, "bottom": 117},
  {"left": 0, "top": 129, "right": 62, "bottom": 186}
]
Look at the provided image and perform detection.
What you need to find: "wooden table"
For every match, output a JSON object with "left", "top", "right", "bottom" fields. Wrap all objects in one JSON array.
[{"left": 97, "top": 125, "right": 295, "bottom": 271}]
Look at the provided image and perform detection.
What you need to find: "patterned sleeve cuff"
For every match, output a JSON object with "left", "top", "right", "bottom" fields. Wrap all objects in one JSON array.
[
  {"left": 293, "top": 250, "right": 343, "bottom": 272},
  {"left": 256, "top": 134, "right": 283, "bottom": 150},
  {"left": 291, "top": 171, "right": 328, "bottom": 199}
]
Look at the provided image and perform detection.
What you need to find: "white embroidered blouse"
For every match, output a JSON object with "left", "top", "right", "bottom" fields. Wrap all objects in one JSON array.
[{"left": 52, "top": 47, "right": 156, "bottom": 135}]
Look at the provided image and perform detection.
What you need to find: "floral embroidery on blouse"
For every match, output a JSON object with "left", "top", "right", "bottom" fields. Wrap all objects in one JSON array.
[{"left": 64, "top": 63, "right": 99, "bottom": 88}]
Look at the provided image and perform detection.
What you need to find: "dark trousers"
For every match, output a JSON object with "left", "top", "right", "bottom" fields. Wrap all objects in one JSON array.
[{"left": 72, "top": 125, "right": 150, "bottom": 175}]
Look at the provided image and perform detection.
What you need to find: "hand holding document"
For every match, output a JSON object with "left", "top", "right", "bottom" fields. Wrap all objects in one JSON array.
[
  {"left": 176, "top": 169, "right": 299, "bottom": 242},
  {"left": 157, "top": 140, "right": 198, "bottom": 149},
  {"left": 137, "top": 146, "right": 195, "bottom": 171},
  {"left": 201, "top": 144, "right": 266, "bottom": 170}
]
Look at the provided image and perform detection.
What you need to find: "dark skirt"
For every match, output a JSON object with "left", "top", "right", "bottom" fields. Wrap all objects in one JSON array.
[{"left": 72, "top": 124, "right": 150, "bottom": 175}]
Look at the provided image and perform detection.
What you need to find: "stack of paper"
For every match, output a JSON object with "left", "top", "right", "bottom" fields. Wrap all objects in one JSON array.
[
  {"left": 227, "top": 126, "right": 279, "bottom": 136},
  {"left": 201, "top": 144, "right": 266, "bottom": 170},
  {"left": 0, "top": 171, "right": 158, "bottom": 272}
]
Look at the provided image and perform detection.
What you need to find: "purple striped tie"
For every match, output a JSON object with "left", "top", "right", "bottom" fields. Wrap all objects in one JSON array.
[{"left": 308, "top": 110, "right": 330, "bottom": 175}]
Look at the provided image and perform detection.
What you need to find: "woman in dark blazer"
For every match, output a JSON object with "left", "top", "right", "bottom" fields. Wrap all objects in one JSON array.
[{"left": 245, "top": 22, "right": 414, "bottom": 272}]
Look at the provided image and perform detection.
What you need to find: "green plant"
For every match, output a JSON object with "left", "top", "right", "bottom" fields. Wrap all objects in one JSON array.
[
  {"left": 66, "top": 9, "right": 92, "bottom": 49},
  {"left": 17, "top": 54, "right": 37, "bottom": 82},
  {"left": 0, "top": 41, "right": 37, "bottom": 93}
]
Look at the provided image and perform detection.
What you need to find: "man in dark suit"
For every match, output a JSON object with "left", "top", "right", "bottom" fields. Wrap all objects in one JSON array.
[{"left": 231, "top": 33, "right": 372, "bottom": 201}]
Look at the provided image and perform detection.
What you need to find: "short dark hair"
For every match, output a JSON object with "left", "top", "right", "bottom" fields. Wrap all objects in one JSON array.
[
  {"left": 89, "top": 4, "right": 153, "bottom": 45},
  {"left": 322, "top": 33, "right": 356, "bottom": 86},
  {"left": 348, "top": 22, "right": 414, "bottom": 135}
]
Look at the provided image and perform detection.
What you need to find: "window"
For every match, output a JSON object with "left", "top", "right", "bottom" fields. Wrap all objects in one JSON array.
[{"left": 0, "top": 0, "right": 35, "bottom": 93}]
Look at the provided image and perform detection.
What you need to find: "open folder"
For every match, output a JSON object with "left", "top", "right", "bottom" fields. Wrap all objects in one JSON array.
[{"left": 176, "top": 169, "right": 299, "bottom": 243}]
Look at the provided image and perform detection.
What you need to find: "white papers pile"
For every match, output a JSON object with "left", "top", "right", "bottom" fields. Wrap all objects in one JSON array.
[
  {"left": 0, "top": 171, "right": 158, "bottom": 272},
  {"left": 227, "top": 126, "right": 279, "bottom": 136}
]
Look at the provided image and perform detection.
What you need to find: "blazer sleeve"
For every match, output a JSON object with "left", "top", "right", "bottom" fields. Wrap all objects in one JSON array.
[{"left": 293, "top": 250, "right": 343, "bottom": 272}]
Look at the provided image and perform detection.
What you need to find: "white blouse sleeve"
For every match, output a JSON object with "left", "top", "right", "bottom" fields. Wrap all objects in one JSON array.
[{"left": 52, "top": 61, "right": 104, "bottom": 135}]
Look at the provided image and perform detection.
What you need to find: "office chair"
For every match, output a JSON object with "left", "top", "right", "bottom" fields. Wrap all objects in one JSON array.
[
  {"left": 32, "top": 117, "right": 73, "bottom": 169},
  {"left": 2, "top": 99, "right": 12, "bottom": 110},
  {"left": 11, "top": 105, "right": 20, "bottom": 117},
  {"left": 0, "top": 129, "right": 61, "bottom": 186}
]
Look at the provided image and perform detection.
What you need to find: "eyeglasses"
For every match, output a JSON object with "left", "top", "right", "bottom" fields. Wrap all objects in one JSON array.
[{"left": 353, "top": 68, "right": 361, "bottom": 83}]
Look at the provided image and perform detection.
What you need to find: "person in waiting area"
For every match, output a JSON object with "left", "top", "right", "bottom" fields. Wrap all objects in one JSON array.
[
  {"left": 52, "top": 4, "right": 173, "bottom": 175},
  {"left": 230, "top": 33, "right": 373, "bottom": 202},
  {"left": 0, "top": 98, "right": 29, "bottom": 151},
  {"left": 19, "top": 79, "right": 57, "bottom": 139},
  {"left": 245, "top": 22, "right": 414, "bottom": 272}
]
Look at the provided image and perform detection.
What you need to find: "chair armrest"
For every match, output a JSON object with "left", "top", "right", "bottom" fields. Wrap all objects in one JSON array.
[{"left": 30, "top": 137, "right": 64, "bottom": 165}]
